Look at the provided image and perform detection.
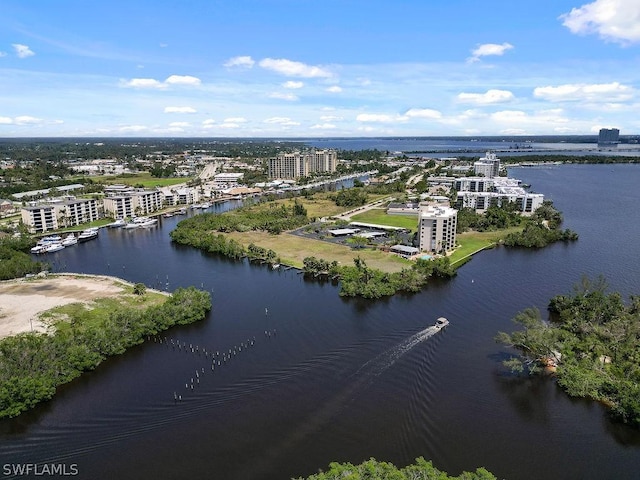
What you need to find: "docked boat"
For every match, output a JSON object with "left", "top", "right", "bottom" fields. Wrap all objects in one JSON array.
[
  {"left": 30, "top": 244, "right": 47, "bottom": 254},
  {"left": 200, "top": 202, "right": 211, "bottom": 209},
  {"left": 108, "top": 218, "right": 126, "bottom": 228},
  {"left": 61, "top": 233, "right": 78, "bottom": 246},
  {"left": 434, "top": 317, "right": 449, "bottom": 329},
  {"left": 124, "top": 217, "right": 158, "bottom": 228},
  {"left": 44, "top": 242, "right": 65, "bottom": 253},
  {"left": 77, "top": 227, "right": 99, "bottom": 242},
  {"left": 37, "top": 235, "right": 62, "bottom": 245},
  {"left": 177, "top": 208, "right": 187, "bottom": 215}
]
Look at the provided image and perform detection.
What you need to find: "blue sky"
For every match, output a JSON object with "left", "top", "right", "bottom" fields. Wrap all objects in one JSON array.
[{"left": 1, "top": 0, "right": 639, "bottom": 137}]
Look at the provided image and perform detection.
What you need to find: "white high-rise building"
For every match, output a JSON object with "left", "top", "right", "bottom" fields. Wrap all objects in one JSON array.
[
  {"left": 417, "top": 204, "right": 457, "bottom": 253},
  {"left": 473, "top": 151, "right": 500, "bottom": 178}
]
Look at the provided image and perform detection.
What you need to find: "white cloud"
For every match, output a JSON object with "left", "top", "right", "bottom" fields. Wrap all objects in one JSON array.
[
  {"left": 14, "top": 115, "right": 42, "bottom": 125},
  {"left": 268, "top": 92, "right": 299, "bottom": 101},
  {"left": 224, "top": 55, "right": 255, "bottom": 68},
  {"left": 202, "top": 119, "right": 216, "bottom": 126},
  {"left": 122, "top": 78, "right": 166, "bottom": 89},
  {"left": 283, "top": 81, "right": 304, "bottom": 89},
  {"left": 533, "top": 82, "right": 634, "bottom": 102},
  {"left": 119, "top": 125, "right": 148, "bottom": 133},
  {"left": 468, "top": 42, "right": 513, "bottom": 63},
  {"left": 0, "top": 51, "right": 6, "bottom": 57},
  {"left": 219, "top": 123, "right": 240, "bottom": 129},
  {"left": 457, "top": 89, "right": 515, "bottom": 105},
  {"left": 404, "top": 108, "right": 443, "bottom": 119},
  {"left": 165, "top": 75, "right": 201, "bottom": 86},
  {"left": 490, "top": 109, "right": 569, "bottom": 127},
  {"left": 326, "top": 86, "right": 343, "bottom": 93},
  {"left": 169, "top": 122, "right": 190, "bottom": 127},
  {"left": 0, "top": 117, "right": 13, "bottom": 124},
  {"left": 356, "top": 113, "right": 407, "bottom": 123},
  {"left": 259, "top": 58, "right": 332, "bottom": 78},
  {"left": 123, "top": 75, "right": 201, "bottom": 88},
  {"left": 164, "top": 106, "right": 197, "bottom": 113},
  {"left": 264, "top": 117, "right": 300, "bottom": 126},
  {"left": 224, "top": 117, "right": 247, "bottom": 123},
  {"left": 311, "top": 123, "right": 337, "bottom": 130},
  {"left": 12, "top": 44, "right": 35, "bottom": 58},
  {"left": 560, "top": 0, "right": 640, "bottom": 45},
  {"left": 320, "top": 115, "right": 343, "bottom": 122}
]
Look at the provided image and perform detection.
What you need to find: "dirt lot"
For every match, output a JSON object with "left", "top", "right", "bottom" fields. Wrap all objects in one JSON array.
[{"left": 0, "top": 275, "right": 130, "bottom": 338}]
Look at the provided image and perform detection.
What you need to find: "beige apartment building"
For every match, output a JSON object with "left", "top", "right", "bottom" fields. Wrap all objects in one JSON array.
[{"left": 268, "top": 150, "right": 337, "bottom": 179}]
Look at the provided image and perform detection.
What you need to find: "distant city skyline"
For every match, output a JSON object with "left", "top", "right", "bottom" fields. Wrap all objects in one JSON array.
[{"left": 1, "top": 0, "right": 639, "bottom": 137}]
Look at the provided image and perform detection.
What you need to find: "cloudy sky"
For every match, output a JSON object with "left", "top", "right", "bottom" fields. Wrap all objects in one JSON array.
[{"left": 1, "top": 0, "right": 639, "bottom": 137}]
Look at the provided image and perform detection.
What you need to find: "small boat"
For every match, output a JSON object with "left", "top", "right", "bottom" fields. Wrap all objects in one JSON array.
[
  {"left": 44, "top": 242, "right": 65, "bottom": 253},
  {"left": 177, "top": 208, "right": 187, "bottom": 215},
  {"left": 78, "top": 228, "right": 99, "bottom": 242},
  {"left": 108, "top": 218, "right": 126, "bottom": 228},
  {"left": 200, "top": 202, "right": 211, "bottom": 209},
  {"left": 61, "top": 233, "right": 78, "bottom": 246},
  {"left": 162, "top": 212, "right": 174, "bottom": 218},
  {"left": 434, "top": 317, "right": 449, "bottom": 329}
]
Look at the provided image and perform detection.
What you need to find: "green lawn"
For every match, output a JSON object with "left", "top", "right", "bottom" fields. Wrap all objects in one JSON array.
[
  {"left": 267, "top": 193, "right": 392, "bottom": 220},
  {"left": 100, "top": 173, "right": 191, "bottom": 188},
  {"left": 350, "top": 209, "right": 418, "bottom": 232},
  {"left": 227, "top": 230, "right": 410, "bottom": 273},
  {"left": 449, "top": 227, "right": 522, "bottom": 266},
  {"left": 40, "top": 285, "right": 169, "bottom": 332}
]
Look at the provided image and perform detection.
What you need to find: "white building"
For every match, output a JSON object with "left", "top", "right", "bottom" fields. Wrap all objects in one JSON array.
[
  {"left": 103, "top": 190, "right": 162, "bottom": 218},
  {"left": 213, "top": 172, "right": 244, "bottom": 188},
  {"left": 417, "top": 204, "right": 457, "bottom": 254},
  {"left": 456, "top": 191, "right": 544, "bottom": 213},
  {"left": 21, "top": 198, "right": 100, "bottom": 233},
  {"left": 473, "top": 152, "right": 500, "bottom": 178}
]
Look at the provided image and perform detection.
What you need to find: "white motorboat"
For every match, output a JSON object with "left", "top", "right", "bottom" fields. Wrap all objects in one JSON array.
[
  {"left": 61, "top": 234, "right": 78, "bottom": 246},
  {"left": 434, "top": 317, "right": 449, "bottom": 329},
  {"left": 108, "top": 218, "right": 126, "bottom": 228},
  {"left": 30, "top": 244, "right": 46, "bottom": 254},
  {"left": 124, "top": 217, "right": 158, "bottom": 228},
  {"left": 37, "top": 235, "right": 62, "bottom": 246},
  {"left": 44, "top": 242, "right": 65, "bottom": 253},
  {"left": 78, "top": 228, "right": 99, "bottom": 242}
]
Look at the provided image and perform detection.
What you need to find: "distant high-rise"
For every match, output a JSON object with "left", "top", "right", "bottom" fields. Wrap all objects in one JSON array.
[
  {"left": 598, "top": 128, "right": 620, "bottom": 148},
  {"left": 268, "top": 149, "right": 337, "bottom": 179}
]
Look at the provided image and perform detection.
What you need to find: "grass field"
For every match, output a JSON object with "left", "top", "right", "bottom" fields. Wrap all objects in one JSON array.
[
  {"left": 350, "top": 209, "right": 418, "bottom": 232},
  {"left": 266, "top": 192, "right": 392, "bottom": 219},
  {"left": 449, "top": 227, "right": 521, "bottom": 265},
  {"left": 99, "top": 173, "right": 191, "bottom": 188},
  {"left": 43, "top": 289, "right": 168, "bottom": 332},
  {"left": 226, "top": 230, "right": 410, "bottom": 273}
]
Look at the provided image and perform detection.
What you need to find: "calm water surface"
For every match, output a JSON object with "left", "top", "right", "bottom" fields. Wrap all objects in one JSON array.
[{"left": 1, "top": 164, "right": 640, "bottom": 479}]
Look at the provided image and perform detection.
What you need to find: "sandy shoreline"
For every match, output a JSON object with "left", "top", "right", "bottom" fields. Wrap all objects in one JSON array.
[{"left": 0, "top": 274, "right": 156, "bottom": 338}]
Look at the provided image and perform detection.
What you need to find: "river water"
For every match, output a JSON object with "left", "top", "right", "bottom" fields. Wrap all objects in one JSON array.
[{"left": 1, "top": 164, "right": 640, "bottom": 479}]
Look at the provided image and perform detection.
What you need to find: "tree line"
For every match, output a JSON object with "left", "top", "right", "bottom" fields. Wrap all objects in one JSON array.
[
  {"left": 0, "top": 286, "right": 211, "bottom": 418},
  {"left": 496, "top": 276, "right": 640, "bottom": 428},
  {"left": 303, "top": 256, "right": 455, "bottom": 299},
  {"left": 295, "top": 457, "right": 496, "bottom": 480},
  {"left": 0, "top": 236, "right": 48, "bottom": 280}
]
